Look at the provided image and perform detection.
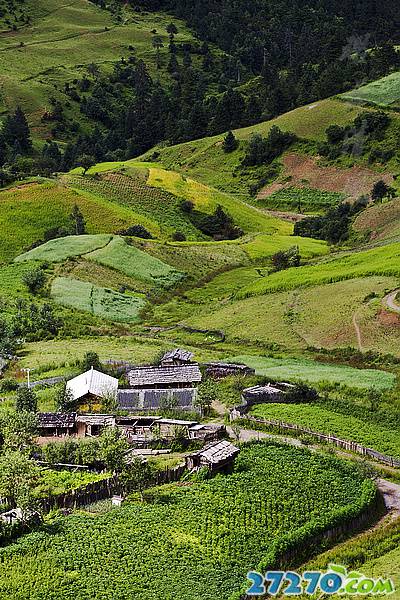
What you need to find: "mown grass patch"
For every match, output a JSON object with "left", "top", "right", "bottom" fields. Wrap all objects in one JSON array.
[
  {"left": 51, "top": 277, "right": 145, "bottom": 323},
  {"left": 238, "top": 242, "right": 400, "bottom": 298},
  {"left": 15, "top": 234, "right": 112, "bottom": 263},
  {"left": 250, "top": 403, "right": 400, "bottom": 458},
  {"left": 341, "top": 71, "right": 400, "bottom": 107},
  {"left": 86, "top": 236, "right": 183, "bottom": 288},
  {"left": 227, "top": 355, "right": 396, "bottom": 390}
]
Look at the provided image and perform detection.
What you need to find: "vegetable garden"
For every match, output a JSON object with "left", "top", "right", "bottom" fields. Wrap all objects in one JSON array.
[{"left": 0, "top": 442, "right": 376, "bottom": 600}]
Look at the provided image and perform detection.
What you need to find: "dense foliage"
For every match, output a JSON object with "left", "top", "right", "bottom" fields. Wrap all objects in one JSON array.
[{"left": 0, "top": 442, "right": 375, "bottom": 599}]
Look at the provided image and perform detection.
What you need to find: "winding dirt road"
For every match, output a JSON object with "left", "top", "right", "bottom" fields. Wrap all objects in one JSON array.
[{"left": 384, "top": 289, "right": 400, "bottom": 313}]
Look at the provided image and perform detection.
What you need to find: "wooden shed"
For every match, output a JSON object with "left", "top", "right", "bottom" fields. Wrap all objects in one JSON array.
[
  {"left": 186, "top": 440, "right": 240, "bottom": 472},
  {"left": 160, "top": 348, "right": 194, "bottom": 367},
  {"left": 37, "top": 413, "right": 76, "bottom": 438},
  {"left": 204, "top": 362, "right": 255, "bottom": 379}
]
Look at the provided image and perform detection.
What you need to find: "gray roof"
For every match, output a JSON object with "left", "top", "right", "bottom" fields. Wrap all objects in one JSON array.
[
  {"left": 193, "top": 440, "right": 240, "bottom": 464},
  {"left": 205, "top": 362, "right": 254, "bottom": 371},
  {"left": 37, "top": 413, "right": 76, "bottom": 429},
  {"left": 127, "top": 364, "right": 202, "bottom": 387},
  {"left": 118, "top": 388, "right": 197, "bottom": 411},
  {"left": 161, "top": 348, "right": 194, "bottom": 363}
]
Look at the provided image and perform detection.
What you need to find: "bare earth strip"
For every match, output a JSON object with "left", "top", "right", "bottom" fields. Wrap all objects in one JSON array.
[{"left": 258, "top": 152, "right": 394, "bottom": 201}]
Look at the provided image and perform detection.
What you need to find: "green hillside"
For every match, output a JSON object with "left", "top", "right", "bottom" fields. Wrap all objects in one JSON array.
[
  {"left": 141, "top": 98, "right": 368, "bottom": 196},
  {"left": 0, "top": 0, "right": 197, "bottom": 137}
]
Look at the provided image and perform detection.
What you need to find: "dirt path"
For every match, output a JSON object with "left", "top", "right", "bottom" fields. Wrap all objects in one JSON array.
[
  {"left": 377, "top": 479, "right": 400, "bottom": 515},
  {"left": 352, "top": 312, "right": 363, "bottom": 351},
  {"left": 384, "top": 289, "right": 400, "bottom": 314}
]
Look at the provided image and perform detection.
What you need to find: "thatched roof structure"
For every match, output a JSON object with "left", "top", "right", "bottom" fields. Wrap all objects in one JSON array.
[{"left": 127, "top": 364, "right": 202, "bottom": 388}]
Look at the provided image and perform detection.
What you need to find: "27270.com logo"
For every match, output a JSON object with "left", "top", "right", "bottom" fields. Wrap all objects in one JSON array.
[{"left": 246, "top": 564, "right": 395, "bottom": 596}]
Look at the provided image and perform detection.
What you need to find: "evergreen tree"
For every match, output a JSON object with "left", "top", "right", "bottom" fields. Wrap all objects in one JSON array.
[
  {"left": 222, "top": 130, "right": 238, "bottom": 153},
  {"left": 3, "top": 106, "right": 32, "bottom": 153},
  {"left": 70, "top": 204, "right": 86, "bottom": 235}
]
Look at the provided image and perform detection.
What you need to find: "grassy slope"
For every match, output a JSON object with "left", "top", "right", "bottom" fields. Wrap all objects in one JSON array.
[
  {"left": 141, "top": 99, "right": 367, "bottom": 195},
  {"left": 353, "top": 198, "right": 400, "bottom": 242},
  {"left": 180, "top": 276, "right": 400, "bottom": 355},
  {"left": 228, "top": 354, "right": 395, "bottom": 390},
  {"left": 237, "top": 242, "right": 400, "bottom": 298},
  {"left": 0, "top": 0, "right": 197, "bottom": 137},
  {"left": 0, "top": 181, "right": 148, "bottom": 263},
  {"left": 15, "top": 234, "right": 112, "bottom": 263}
]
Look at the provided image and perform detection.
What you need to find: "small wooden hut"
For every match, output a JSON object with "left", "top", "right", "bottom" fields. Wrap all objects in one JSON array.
[{"left": 186, "top": 440, "right": 240, "bottom": 472}]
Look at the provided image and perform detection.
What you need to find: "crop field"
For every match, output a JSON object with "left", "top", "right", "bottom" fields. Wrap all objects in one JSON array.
[
  {"left": 238, "top": 242, "right": 400, "bottom": 298},
  {"left": 258, "top": 186, "right": 345, "bottom": 212},
  {"left": 86, "top": 236, "right": 183, "bottom": 288},
  {"left": 66, "top": 170, "right": 201, "bottom": 239},
  {"left": 0, "top": 442, "right": 375, "bottom": 600},
  {"left": 226, "top": 355, "right": 396, "bottom": 390},
  {"left": 0, "top": 182, "right": 139, "bottom": 263},
  {"left": 147, "top": 166, "right": 293, "bottom": 234},
  {"left": 341, "top": 72, "right": 400, "bottom": 107},
  {"left": 250, "top": 404, "right": 400, "bottom": 459},
  {"left": 15, "top": 234, "right": 112, "bottom": 263},
  {"left": 35, "top": 470, "right": 109, "bottom": 499},
  {"left": 51, "top": 277, "right": 145, "bottom": 323},
  {"left": 242, "top": 233, "right": 328, "bottom": 260}
]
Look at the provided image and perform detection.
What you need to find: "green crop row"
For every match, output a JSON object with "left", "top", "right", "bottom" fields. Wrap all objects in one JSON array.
[{"left": 0, "top": 442, "right": 372, "bottom": 600}]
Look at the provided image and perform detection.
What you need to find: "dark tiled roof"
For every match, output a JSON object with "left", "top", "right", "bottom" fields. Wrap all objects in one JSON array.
[
  {"left": 37, "top": 413, "right": 76, "bottom": 428},
  {"left": 127, "top": 364, "right": 202, "bottom": 387},
  {"left": 118, "top": 388, "right": 197, "bottom": 410}
]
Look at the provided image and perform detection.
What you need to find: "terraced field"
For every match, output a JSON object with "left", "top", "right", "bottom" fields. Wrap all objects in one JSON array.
[
  {"left": 257, "top": 186, "right": 345, "bottom": 212},
  {"left": 51, "top": 277, "right": 145, "bottom": 323},
  {"left": 15, "top": 234, "right": 112, "bottom": 263},
  {"left": 250, "top": 403, "right": 400, "bottom": 458},
  {"left": 66, "top": 170, "right": 201, "bottom": 239}
]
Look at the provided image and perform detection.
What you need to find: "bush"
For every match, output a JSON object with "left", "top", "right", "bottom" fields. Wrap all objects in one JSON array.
[
  {"left": 172, "top": 231, "right": 186, "bottom": 241},
  {"left": 22, "top": 268, "right": 46, "bottom": 295},
  {"left": 0, "top": 378, "right": 19, "bottom": 392},
  {"left": 119, "top": 225, "right": 153, "bottom": 239}
]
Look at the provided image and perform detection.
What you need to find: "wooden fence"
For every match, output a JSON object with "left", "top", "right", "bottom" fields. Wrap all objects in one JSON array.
[
  {"left": 38, "top": 464, "right": 187, "bottom": 514},
  {"left": 237, "top": 414, "right": 400, "bottom": 468}
]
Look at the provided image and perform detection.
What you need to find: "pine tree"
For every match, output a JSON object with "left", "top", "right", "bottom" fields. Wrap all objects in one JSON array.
[
  {"left": 3, "top": 106, "right": 32, "bottom": 153},
  {"left": 222, "top": 130, "right": 238, "bottom": 153},
  {"left": 70, "top": 204, "right": 86, "bottom": 235}
]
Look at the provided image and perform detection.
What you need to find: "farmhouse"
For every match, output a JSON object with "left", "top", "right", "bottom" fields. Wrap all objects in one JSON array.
[
  {"left": 66, "top": 368, "right": 118, "bottom": 404},
  {"left": 188, "top": 423, "right": 226, "bottom": 442},
  {"left": 242, "top": 383, "right": 295, "bottom": 403},
  {"left": 75, "top": 414, "right": 116, "bottom": 437},
  {"left": 37, "top": 413, "right": 76, "bottom": 439},
  {"left": 186, "top": 440, "right": 240, "bottom": 472},
  {"left": 119, "top": 360, "right": 202, "bottom": 413}
]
